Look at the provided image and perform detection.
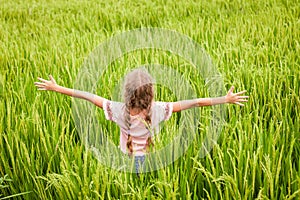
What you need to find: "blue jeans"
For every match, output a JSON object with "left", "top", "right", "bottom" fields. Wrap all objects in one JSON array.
[{"left": 134, "top": 155, "right": 146, "bottom": 175}]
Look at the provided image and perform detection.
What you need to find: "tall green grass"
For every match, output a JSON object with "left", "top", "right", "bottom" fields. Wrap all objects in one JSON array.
[{"left": 1, "top": 0, "right": 299, "bottom": 199}]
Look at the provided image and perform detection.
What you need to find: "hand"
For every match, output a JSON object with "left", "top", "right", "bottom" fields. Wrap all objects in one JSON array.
[
  {"left": 34, "top": 75, "right": 58, "bottom": 91},
  {"left": 225, "top": 86, "right": 249, "bottom": 106}
]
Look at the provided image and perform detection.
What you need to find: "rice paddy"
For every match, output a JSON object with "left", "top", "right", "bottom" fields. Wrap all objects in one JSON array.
[{"left": 0, "top": 0, "right": 299, "bottom": 199}]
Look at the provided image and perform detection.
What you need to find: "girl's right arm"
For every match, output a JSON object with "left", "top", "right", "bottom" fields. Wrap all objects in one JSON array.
[{"left": 34, "top": 75, "right": 106, "bottom": 108}]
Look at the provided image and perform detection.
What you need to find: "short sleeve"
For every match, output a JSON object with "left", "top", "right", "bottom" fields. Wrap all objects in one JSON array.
[
  {"left": 103, "top": 100, "right": 125, "bottom": 123},
  {"left": 161, "top": 102, "right": 173, "bottom": 120},
  {"left": 152, "top": 102, "right": 173, "bottom": 124}
]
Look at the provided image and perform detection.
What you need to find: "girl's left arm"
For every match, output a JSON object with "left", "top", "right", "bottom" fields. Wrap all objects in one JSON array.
[
  {"left": 172, "top": 86, "right": 249, "bottom": 112},
  {"left": 34, "top": 75, "right": 106, "bottom": 108}
]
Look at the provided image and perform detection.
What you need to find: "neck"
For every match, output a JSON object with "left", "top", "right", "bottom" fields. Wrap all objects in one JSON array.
[{"left": 130, "top": 108, "right": 142, "bottom": 116}]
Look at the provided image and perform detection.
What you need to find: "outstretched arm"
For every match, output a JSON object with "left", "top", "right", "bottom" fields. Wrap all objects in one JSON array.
[
  {"left": 34, "top": 75, "right": 106, "bottom": 108},
  {"left": 172, "top": 86, "right": 249, "bottom": 112}
]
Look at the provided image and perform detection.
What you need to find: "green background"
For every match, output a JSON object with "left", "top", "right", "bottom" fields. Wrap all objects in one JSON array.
[{"left": 0, "top": 0, "right": 299, "bottom": 199}]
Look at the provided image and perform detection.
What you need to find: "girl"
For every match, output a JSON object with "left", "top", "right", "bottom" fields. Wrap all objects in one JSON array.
[{"left": 34, "top": 68, "right": 248, "bottom": 174}]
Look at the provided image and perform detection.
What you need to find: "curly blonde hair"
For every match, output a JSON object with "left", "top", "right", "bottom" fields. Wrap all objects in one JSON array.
[{"left": 123, "top": 68, "right": 154, "bottom": 154}]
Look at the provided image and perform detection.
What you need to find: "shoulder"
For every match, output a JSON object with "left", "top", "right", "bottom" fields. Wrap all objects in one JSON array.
[
  {"left": 103, "top": 99, "right": 124, "bottom": 108},
  {"left": 152, "top": 101, "right": 173, "bottom": 121},
  {"left": 153, "top": 101, "right": 173, "bottom": 110},
  {"left": 103, "top": 100, "right": 125, "bottom": 121}
]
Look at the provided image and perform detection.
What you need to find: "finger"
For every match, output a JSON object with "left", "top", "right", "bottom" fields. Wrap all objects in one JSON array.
[
  {"left": 234, "top": 102, "right": 244, "bottom": 106},
  {"left": 228, "top": 86, "right": 234, "bottom": 93},
  {"left": 35, "top": 84, "right": 45, "bottom": 89},
  {"left": 37, "top": 77, "right": 48, "bottom": 83},
  {"left": 238, "top": 99, "right": 248, "bottom": 102},
  {"left": 235, "top": 90, "right": 247, "bottom": 95},
  {"left": 37, "top": 88, "right": 46, "bottom": 91},
  {"left": 34, "top": 82, "right": 46, "bottom": 86},
  {"left": 49, "top": 75, "right": 56, "bottom": 84},
  {"left": 237, "top": 96, "right": 249, "bottom": 99}
]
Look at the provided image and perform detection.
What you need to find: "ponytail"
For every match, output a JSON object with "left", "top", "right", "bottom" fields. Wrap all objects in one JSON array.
[
  {"left": 126, "top": 134, "right": 133, "bottom": 155},
  {"left": 124, "top": 105, "right": 133, "bottom": 155}
]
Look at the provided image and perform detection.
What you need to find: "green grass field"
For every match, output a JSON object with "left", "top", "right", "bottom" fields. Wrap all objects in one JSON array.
[{"left": 1, "top": 0, "right": 299, "bottom": 199}]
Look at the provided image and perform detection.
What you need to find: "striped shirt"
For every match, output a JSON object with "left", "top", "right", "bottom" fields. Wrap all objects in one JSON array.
[{"left": 103, "top": 100, "right": 173, "bottom": 155}]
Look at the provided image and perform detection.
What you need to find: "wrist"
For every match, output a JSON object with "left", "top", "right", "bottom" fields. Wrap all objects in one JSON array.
[
  {"left": 224, "top": 95, "right": 229, "bottom": 103},
  {"left": 52, "top": 84, "right": 60, "bottom": 92}
]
